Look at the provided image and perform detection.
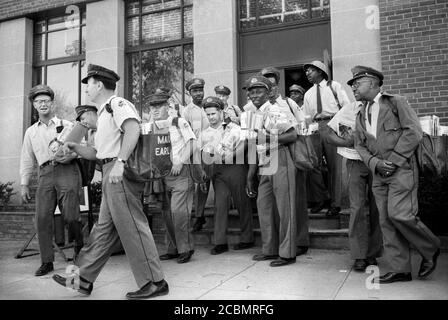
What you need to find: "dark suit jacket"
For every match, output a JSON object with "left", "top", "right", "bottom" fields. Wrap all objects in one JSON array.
[{"left": 354, "top": 92, "right": 423, "bottom": 173}]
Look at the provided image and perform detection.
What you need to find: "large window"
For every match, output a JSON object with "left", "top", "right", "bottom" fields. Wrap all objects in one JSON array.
[
  {"left": 33, "top": 8, "right": 86, "bottom": 123},
  {"left": 239, "top": 0, "right": 330, "bottom": 32},
  {"left": 125, "top": 0, "right": 193, "bottom": 116}
]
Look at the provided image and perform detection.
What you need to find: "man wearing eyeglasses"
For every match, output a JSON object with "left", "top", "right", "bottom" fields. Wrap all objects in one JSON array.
[
  {"left": 351, "top": 66, "right": 441, "bottom": 284},
  {"left": 20, "top": 84, "right": 84, "bottom": 276}
]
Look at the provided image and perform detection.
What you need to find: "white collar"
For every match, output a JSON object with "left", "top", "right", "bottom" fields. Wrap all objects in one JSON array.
[
  {"left": 37, "top": 116, "right": 59, "bottom": 126},
  {"left": 373, "top": 92, "right": 382, "bottom": 104},
  {"left": 317, "top": 79, "right": 328, "bottom": 87},
  {"left": 259, "top": 100, "right": 273, "bottom": 113}
]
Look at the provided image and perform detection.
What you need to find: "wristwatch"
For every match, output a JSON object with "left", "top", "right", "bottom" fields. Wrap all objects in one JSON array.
[{"left": 117, "top": 158, "right": 126, "bottom": 164}]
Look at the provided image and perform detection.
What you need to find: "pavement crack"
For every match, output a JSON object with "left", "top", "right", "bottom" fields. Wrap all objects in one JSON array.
[
  {"left": 196, "top": 261, "right": 258, "bottom": 299},
  {"left": 330, "top": 266, "right": 353, "bottom": 300}
]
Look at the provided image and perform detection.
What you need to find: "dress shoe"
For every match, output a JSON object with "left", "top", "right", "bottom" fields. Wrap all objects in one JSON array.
[
  {"left": 233, "top": 242, "right": 255, "bottom": 250},
  {"left": 52, "top": 274, "right": 93, "bottom": 295},
  {"left": 366, "top": 257, "right": 378, "bottom": 266},
  {"left": 126, "top": 279, "right": 169, "bottom": 300},
  {"left": 192, "top": 217, "right": 206, "bottom": 232},
  {"left": 252, "top": 254, "right": 278, "bottom": 261},
  {"left": 325, "top": 206, "right": 341, "bottom": 217},
  {"left": 296, "top": 246, "right": 308, "bottom": 256},
  {"left": 353, "top": 259, "right": 368, "bottom": 272},
  {"left": 418, "top": 248, "right": 440, "bottom": 279},
  {"left": 310, "top": 202, "right": 326, "bottom": 214},
  {"left": 177, "top": 250, "right": 194, "bottom": 264},
  {"left": 270, "top": 257, "right": 296, "bottom": 267},
  {"left": 159, "top": 253, "right": 180, "bottom": 260},
  {"left": 35, "top": 262, "right": 54, "bottom": 276},
  {"left": 211, "top": 244, "right": 229, "bottom": 255},
  {"left": 376, "top": 272, "right": 412, "bottom": 284}
]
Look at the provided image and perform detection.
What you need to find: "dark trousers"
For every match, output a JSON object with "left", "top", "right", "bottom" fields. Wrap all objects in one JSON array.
[
  {"left": 77, "top": 162, "right": 164, "bottom": 287},
  {"left": 347, "top": 159, "right": 383, "bottom": 260},
  {"left": 372, "top": 156, "right": 440, "bottom": 273},
  {"left": 296, "top": 169, "right": 309, "bottom": 247},
  {"left": 307, "top": 122, "right": 341, "bottom": 207},
  {"left": 194, "top": 180, "right": 210, "bottom": 218},
  {"left": 35, "top": 162, "right": 83, "bottom": 263},
  {"left": 212, "top": 164, "right": 254, "bottom": 245}
]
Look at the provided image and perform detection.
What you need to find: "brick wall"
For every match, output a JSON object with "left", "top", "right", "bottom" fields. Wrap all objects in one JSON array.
[
  {"left": 379, "top": 0, "right": 448, "bottom": 124},
  {"left": 0, "top": 0, "right": 95, "bottom": 22}
]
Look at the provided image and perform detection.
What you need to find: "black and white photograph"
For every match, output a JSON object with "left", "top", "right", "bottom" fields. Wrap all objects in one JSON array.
[{"left": 0, "top": 0, "right": 447, "bottom": 310}]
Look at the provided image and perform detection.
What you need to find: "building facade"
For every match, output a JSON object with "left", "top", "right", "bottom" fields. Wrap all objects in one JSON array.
[{"left": 0, "top": 0, "right": 447, "bottom": 204}]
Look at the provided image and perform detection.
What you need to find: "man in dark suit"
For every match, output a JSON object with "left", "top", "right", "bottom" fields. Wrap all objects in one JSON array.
[{"left": 352, "top": 65, "right": 441, "bottom": 284}]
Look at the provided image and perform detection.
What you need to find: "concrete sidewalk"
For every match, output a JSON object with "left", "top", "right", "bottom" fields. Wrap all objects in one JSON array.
[{"left": 0, "top": 240, "right": 447, "bottom": 300}]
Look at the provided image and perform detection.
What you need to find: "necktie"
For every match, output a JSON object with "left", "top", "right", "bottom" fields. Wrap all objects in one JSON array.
[
  {"left": 367, "top": 101, "right": 373, "bottom": 124},
  {"left": 316, "top": 84, "right": 323, "bottom": 115}
]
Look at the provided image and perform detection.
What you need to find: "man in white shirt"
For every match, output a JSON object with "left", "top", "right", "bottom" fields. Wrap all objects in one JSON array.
[
  {"left": 200, "top": 96, "right": 254, "bottom": 255},
  {"left": 303, "top": 60, "right": 350, "bottom": 216},
  {"left": 326, "top": 101, "right": 383, "bottom": 271},
  {"left": 260, "top": 67, "right": 309, "bottom": 257},
  {"left": 181, "top": 78, "right": 210, "bottom": 232},
  {"left": 20, "top": 84, "right": 83, "bottom": 277}
]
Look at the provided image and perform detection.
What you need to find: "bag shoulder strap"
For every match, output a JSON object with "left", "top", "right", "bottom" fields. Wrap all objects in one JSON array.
[
  {"left": 327, "top": 80, "right": 342, "bottom": 109},
  {"left": 105, "top": 97, "right": 118, "bottom": 115},
  {"left": 283, "top": 97, "right": 295, "bottom": 115}
]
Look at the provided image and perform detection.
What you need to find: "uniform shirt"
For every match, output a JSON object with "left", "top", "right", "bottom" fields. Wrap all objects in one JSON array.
[
  {"left": 276, "top": 95, "right": 306, "bottom": 126},
  {"left": 364, "top": 92, "right": 382, "bottom": 139},
  {"left": 200, "top": 125, "right": 223, "bottom": 153},
  {"left": 95, "top": 95, "right": 140, "bottom": 159},
  {"left": 223, "top": 104, "right": 241, "bottom": 124},
  {"left": 166, "top": 118, "right": 196, "bottom": 165},
  {"left": 20, "top": 116, "right": 73, "bottom": 185},
  {"left": 181, "top": 101, "right": 209, "bottom": 138},
  {"left": 303, "top": 79, "right": 350, "bottom": 119},
  {"left": 255, "top": 101, "right": 297, "bottom": 167},
  {"left": 327, "top": 101, "right": 363, "bottom": 160}
]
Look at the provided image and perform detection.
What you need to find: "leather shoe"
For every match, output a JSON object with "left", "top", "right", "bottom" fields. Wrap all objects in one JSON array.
[
  {"left": 211, "top": 244, "right": 229, "bottom": 255},
  {"left": 233, "top": 242, "right": 255, "bottom": 250},
  {"left": 126, "top": 279, "right": 169, "bottom": 299},
  {"left": 52, "top": 274, "right": 93, "bottom": 295},
  {"left": 326, "top": 206, "right": 341, "bottom": 217},
  {"left": 35, "top": 262, "right": 53, "bottom": 276},
  {"left": 310, "top": 202, "right": 326, "bottom": 213},
  {"left": 252, "top": 254, "right": 278, "bottom": 261},
  {"left": 270, "top": 257, "right": 296, "bottom": 267},
  {"left": 366, "top": 257, "right": 378, "bottom": 266},
  {"left": 192, "top": 217, "right": 206, "bottom": 232},
  {"left": 353, "top": 259, "right": 367, "bottom": 272},
  {"left": 177, "top": 250, "right": 194, "bottom": 263},
  {"left": 159, "top": 253, "right": 180, "bottom": 260},
  {"left": 418, "top": 248, "right": 440, "bottom": 279},
  {"left": 296, "top": 246, "right": 308, "bottom": 256},
  {"left": 376, "top": 272, "right": 412, "bottom": 284}
]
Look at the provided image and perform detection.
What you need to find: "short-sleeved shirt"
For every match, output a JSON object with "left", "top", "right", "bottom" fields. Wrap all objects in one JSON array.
[
  {"left": 327, "top": 101, "right": 363, "bottom": 160},
  {"left": 181, "top": 102, "right": 209, "bottom": 138},
  {"left": 95, "top": 95, "right": 140, "bottom": 159}
]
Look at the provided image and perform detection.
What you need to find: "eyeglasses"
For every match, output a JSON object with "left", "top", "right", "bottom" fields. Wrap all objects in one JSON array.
[
  {"left": 33, "top": 99, "right": 52, "bottom": 105},
  {"left": 350, "top": 80, "right": 372, "bottom": 89}
]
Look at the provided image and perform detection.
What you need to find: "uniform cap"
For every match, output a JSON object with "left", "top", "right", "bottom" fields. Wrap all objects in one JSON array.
[
  {"left": 214, "top": 85, "right": 231, "bottom": 96},
  {"left": 260, "top": 66, "right": 281, "bottom": 84},
  {"left": 289, "top": 84, "right": 306, "bottom": 95},
  {"left": 245, "top": 75, "right": 273, "bottom": 91},
  {"left": 147, "top": 88, "right": 171, "bottom": 106},
  {"left": 303, "top": 61, "right": 329, "bottom": 79},
  {"left": 81, "top": 64, "right": 120, "bottom": 84},
  {"left": 185, "top": 78, "right": 205, "bottom": 91},
  {"left": 75, "top": 105, "right": 98, "bottom": 121},
  {"left": 29, "top": 84, "right": 54, "bottom": 102},
  {"left": 347, "top": 65, "right": 384, "bottom": 86},
  {"left": 202, "top": 96, "right": 224, "bottom": 110}
]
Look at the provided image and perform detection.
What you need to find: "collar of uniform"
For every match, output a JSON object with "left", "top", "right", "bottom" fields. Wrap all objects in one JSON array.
[
  {"left": 259, "top": 100, "right": 272, "bottom": 113},
  {"left": 37, "top": 116, "right": 59, "bottom": 126},
  {"left": 318, "top": 79, "right": 328, "bottom": 88},
  {"left": 99, "top": 94, "right": 117, "bottom": 115},
  {"left": 373, "top": 92, "right": 382, "bottom": 104}
]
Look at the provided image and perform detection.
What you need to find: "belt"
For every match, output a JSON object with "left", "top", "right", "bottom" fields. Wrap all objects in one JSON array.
[
  {"left": 39, "top": 160, "right": 55, "bottom": 169},
  {"left": 100, "top": 157, "right": 117, "bottom": 166},
  {"left": 314, "top": 115, "right": 333, "bottom": 122}
]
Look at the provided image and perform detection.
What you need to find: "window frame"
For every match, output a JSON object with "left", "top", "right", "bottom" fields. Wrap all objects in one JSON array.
[
  {"left": 124, "top": 0, "right": 194, "bottom": 110},
  {"left": 32, "top": 8, "right": 86, "bottom": 107},
  {"left": 238, "top": 0, "right": 330, "bottom": 34}
]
